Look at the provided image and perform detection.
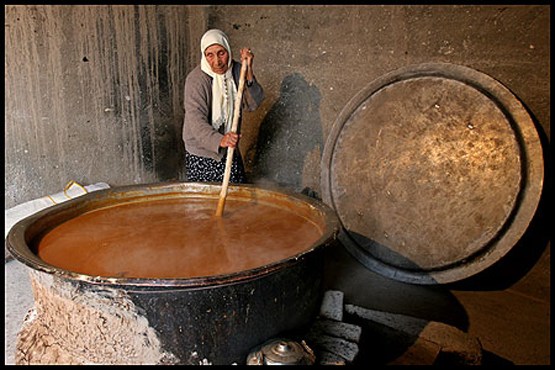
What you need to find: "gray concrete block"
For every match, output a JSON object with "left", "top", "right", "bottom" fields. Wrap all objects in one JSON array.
[
  {"left": 305, "top": 333, "right": 359, "bottom": 363},
  {"left": 344, "top": 304, "right": 482, "bottom": 365},
  {"left": 308, "top": 319, "right": 362, "bottom": 343},
  {"left": 317, "top": 349, "right": 347, "bottom": 365},
  {"left": 345, "top": 303, "right": 428, "bottom": 336},
  {"left": 320, "top": 290, "right": 344, "bottom": 321}
]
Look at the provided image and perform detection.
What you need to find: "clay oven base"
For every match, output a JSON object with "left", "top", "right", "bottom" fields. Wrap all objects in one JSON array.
[{"left": 16, "top": 270, "right": 178, "bottom": 365}]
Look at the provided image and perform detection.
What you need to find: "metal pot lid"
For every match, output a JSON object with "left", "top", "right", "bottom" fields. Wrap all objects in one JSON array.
[{"left": 321, "top": 62, "right": 544, "bottom": 284}]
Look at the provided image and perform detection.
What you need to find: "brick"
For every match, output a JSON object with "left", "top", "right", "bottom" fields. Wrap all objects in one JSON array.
[
  {"left": 317, "top": 349, "right": 347, "bottom": 365},
  {"left": 308, "top": 319, "right": 362, "bottom": 343},
  {"left": 305, "top": 333, "right": 359, "bottom": 362},
  {"left": 344, "top": 304, "right": 482, "bottom": 365},
  {"left": 319, "top": 290, "right": 344, "bottom": 321}
]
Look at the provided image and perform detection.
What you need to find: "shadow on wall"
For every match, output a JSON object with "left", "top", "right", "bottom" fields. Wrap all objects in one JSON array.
[
  {"left": 137, "top": 76, "right": 186, "bottom": 182},
  {"left": 140, "top": 113, "right": 184, "bottom": 182},
  {"left": 251, "top": 73, "right": 322, "bottom": 192}
]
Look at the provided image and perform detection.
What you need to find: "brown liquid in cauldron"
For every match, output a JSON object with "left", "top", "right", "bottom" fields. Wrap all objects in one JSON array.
[{"left": 35, "top": 198, "right": 323, "bottom": 279}]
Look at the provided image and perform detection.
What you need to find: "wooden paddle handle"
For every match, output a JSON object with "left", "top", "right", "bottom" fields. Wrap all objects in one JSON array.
[{"left": 215, "top": 60, "right": 248, "bottom": 217}]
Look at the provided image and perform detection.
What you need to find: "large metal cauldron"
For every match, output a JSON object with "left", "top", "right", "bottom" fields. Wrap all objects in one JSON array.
[{"left": 6, "top": 182, "right": 340, "bottom": 365}]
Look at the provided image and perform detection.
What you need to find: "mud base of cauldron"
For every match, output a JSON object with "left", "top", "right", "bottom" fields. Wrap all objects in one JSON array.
[{"left": 15, "top": 254, "right": 325, "bottom": 365}]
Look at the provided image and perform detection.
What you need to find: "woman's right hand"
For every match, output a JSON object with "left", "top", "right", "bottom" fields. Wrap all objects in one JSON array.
[
  {"left": 220, "top": 132, "right": 240, "bottom": 148},
  {"left": 240, "top": 47, "right": 255, "bottom": 82}
]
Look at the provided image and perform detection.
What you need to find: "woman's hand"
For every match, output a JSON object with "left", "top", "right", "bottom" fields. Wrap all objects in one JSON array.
[
  {"left": 239, "top": 47, "right": 255, "bottom": 82},
  {"left": 220, "top": 132, "right": 240, "bottom": 148}
]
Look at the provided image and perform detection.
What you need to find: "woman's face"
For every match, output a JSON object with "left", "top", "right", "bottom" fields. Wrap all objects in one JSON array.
[{"left": 204, "top": 44, "right": 229, "bottom": 74}]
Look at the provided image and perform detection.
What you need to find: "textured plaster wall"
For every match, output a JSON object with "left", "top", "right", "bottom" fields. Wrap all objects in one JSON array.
[
  {"left": 3, "top": 5, "right": 551, "bottom": 364},
  {"left": 4, "top": 4, "right": 550, "bottom": 206},
  {"left": 5, "top": 5, "right": 192, "bottom": 208},
  {"left": 207, "top": 5, "right": 550, "bottom": 196}
]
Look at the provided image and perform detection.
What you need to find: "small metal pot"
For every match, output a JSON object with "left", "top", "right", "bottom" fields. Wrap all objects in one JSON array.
[{"left": 246, "top": 338, "right": 316, "bottom": 365}]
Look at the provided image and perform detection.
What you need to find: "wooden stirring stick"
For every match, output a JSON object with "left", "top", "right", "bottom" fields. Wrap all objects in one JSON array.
[{"left": 215, "top": 59, "right": 248, "bottom": 217}]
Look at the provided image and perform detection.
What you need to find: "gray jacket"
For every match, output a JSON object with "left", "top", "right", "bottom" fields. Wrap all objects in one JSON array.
[{"left": 182, "top": 60, "right": 265, "bottom": 160}]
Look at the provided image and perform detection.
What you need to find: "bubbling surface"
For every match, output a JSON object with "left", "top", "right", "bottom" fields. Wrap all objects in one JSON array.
[{"left": 35, "top": 197, "right": 324, "bottom": 279}]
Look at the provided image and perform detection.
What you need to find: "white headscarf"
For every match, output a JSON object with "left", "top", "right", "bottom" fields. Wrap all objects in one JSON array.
[{"left": 200, "top": 29, "right": 237, "bottom": 133}]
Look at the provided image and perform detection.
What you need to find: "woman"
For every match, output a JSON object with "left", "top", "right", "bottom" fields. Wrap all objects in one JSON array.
[{"left": 182, "top": 29, "right": 264, "bottom": 183}]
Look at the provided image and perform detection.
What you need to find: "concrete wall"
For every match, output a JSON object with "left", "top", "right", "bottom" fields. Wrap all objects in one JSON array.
[
  {"left": 5, "top": 5, "right": 193, "bottom": 208},
  {"left": 5, "top": 5, "right": 550, "bottom": 209},
  {"left": 207, "top": 5, "right": 550, "bottom": 195},
  {"left": 4, "top": 6, "right": 551, "bottom": 364}
]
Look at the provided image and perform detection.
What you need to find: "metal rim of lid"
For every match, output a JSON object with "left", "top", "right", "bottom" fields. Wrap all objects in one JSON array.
[{"left": 321, "top": 62, "right": 544, "bottom": 285}]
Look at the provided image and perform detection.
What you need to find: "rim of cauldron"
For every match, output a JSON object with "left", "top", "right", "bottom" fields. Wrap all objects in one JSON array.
[{"left": 6, "top": 181, "right": 340, "bottom": 289}]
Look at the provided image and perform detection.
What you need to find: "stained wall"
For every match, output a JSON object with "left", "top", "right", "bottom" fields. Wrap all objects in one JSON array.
[
  {"left": 5, "top": 4, "right": 550, "bottom": 206},
  {"left": 5, "top": 5, "right": 195, "bottom": 208},
  {"left": 4, "top": 5, "right": 551, "bottom": 365}
]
